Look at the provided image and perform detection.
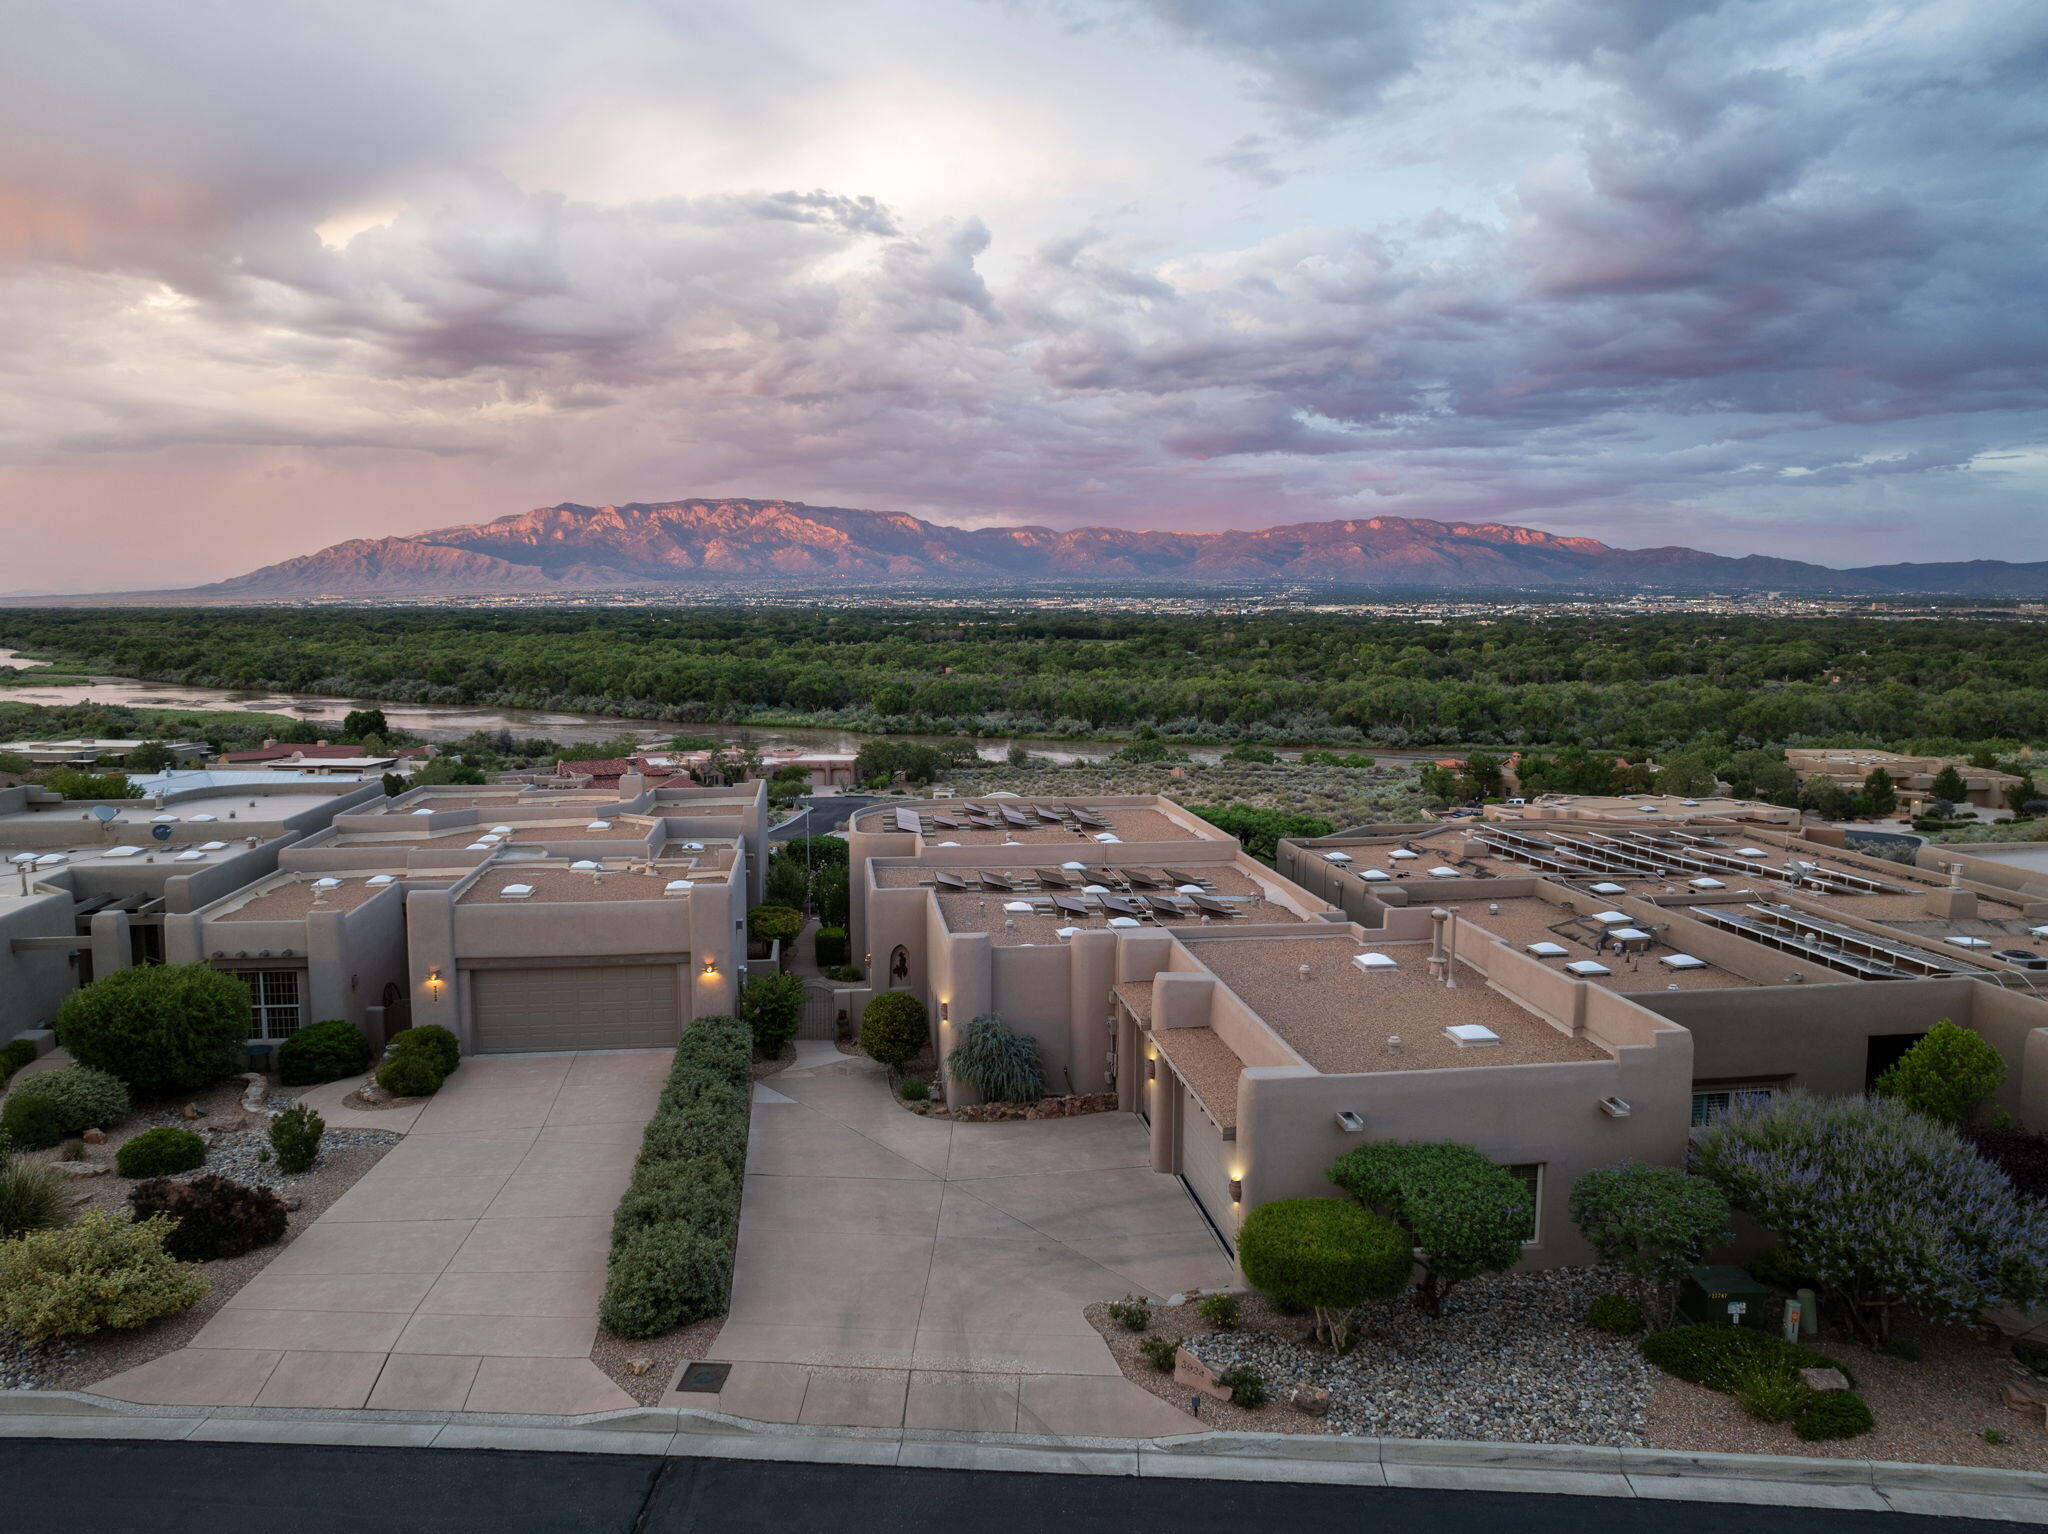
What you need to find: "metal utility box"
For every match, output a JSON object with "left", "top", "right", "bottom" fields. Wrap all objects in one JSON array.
[{"left": 1677, "top": 1265, "right": 1772, "bottom": 1330}]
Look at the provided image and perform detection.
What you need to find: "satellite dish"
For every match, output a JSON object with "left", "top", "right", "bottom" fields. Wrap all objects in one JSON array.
[{"left": 91, "top": 805, "right": 120, "bottom": 823}]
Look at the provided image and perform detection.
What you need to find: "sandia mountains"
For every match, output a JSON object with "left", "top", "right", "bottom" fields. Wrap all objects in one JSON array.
[{"left": 144, "top": 498, "right": 2048, "bottom": 597}]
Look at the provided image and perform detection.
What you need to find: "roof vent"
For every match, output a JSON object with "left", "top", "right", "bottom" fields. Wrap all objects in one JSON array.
[{"left": 1446, "top": 1024, "right": 1500, "bottom": 1048}]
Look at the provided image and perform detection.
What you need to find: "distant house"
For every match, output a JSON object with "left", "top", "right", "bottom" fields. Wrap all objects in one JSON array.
[{"left": 216, "top": 742, "right": 400, "bottom": 776}]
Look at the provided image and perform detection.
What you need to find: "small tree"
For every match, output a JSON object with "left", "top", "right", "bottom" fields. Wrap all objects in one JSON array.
[
  {"left": 946, "top": 1014, "right": 1046, "bottom": 1103},
  {"left": 1930, "top": 764, "right": 1968, "bottom": 805},
  {"left": 1328, "top": 1142, "right": 1531, "bottom": 1316},
  {"left": 1690, "top": 1092, "right": 2048, "bottom": 1342},
  {"left": 747, "top": 903, "right": 803, "bottom": 952},
  {"left": 1569, "top": 1163, "right": 1731, "bottom": 1321},
  {"left": 1238, "top": 1197, "right": 1412, "bottom": 1352},
  {"left": 859, "top": 992, "right": 929, "bottom": 1070},
  {"left": 54, "top": 964, "right": 251, "bottom": 1097},
  {"left": 1655, "top": 753, "right": 1721, "bottom": 798},
  {"left": 1462, "top": 750, "right": 1506, "bottom": 798},
  {"left": 738, "top": 972, "right": 807, "bottom": 1060},
  {"left": 41, "top": 769, "right": 141, "bottom": 801},
  {"left": 341, "top": 708, "right": 389, "bottom": 742},
  {"left": 1874, "top": 1019, "right": 2006, "bottom": 1128},
  {"left": 1861, "top": 766, "right": 1898, "bottom": 817},
  {"left": 126, "top": 742, "right": 175, "bottom": 774}
]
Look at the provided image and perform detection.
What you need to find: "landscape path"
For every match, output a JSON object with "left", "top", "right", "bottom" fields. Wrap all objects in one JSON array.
[
  {"left": 675, "top": 1040, "right": 1234, "bottom": 1435},
  {"left": 93, "top": 1051, "right": 670, "bottom": 1416}
]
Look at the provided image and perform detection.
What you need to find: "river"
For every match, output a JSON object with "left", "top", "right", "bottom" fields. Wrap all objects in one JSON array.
[{"left": 0, "top": 647, "right": 1440, "bottom": 768}]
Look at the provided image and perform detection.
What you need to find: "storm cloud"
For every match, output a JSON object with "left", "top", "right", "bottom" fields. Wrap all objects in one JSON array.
[{"left": 0, "top": 0, "right": 2043, "bottom": 587}]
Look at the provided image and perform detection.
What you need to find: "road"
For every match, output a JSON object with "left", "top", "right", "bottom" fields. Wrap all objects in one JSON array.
[
  {"left": 770, "top": 793, "right": 889, "bottom": 841},
  {"left": 2, "top": 1438, "right": 2011, "bottom": 1534}
]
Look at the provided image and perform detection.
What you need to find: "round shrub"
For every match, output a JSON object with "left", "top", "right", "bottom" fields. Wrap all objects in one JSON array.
[
  {"left": 1586, "top": 1293, "right": 1644, "bottom": 1334},
  {"left": 392, "top": 1024, "right": 459, "bottom": 1077},
  {"left": 0, "top": 1208, "right": 208, "bottom": 1341},
  {"left": 859, "top": 991, "right": 929, "bottom": 1068},
  {"left": 1640, "top": 1324, "right": 1853, "bottom": 1392},
  {"left": 1794, "top": 1389, "right": 1875, "bottom": 1441},
  {"left": 1239, "top": 1197, "right": 1411, "bottom": 1329},
  {"left": 1139, "top": 1336, "right": 1177, "bottom": 1373},
  {"left": 1, "top": 1038, "right": 37, "bottom": 1081},
  {"left": 276, "top": 1020, "right": 373, "bottom": 1086},
  {"left": 1215, "top": 1365, "right": 1269, "bottom": 1409},
  {"left": 747, "top": 904, "right": 803, "bottom": 946},
  {"left": 1197, "top": 1293, "right": 1241, "bottom": 1331},
  {"left": 268, "top": 1103, "right": 325, "bottom": 1175},
  {"left": 115, "top": 1126, "right": 206, "bottom": 1179},
  {"left": 53, "top": 963, "right": 250, "bottom": 1097},
  {"left": 3, "top": 1066, "right": 130, "bottom": 1147},
  {"left": 899, "top": 1078, "right": 930, "bottom": 1102},
  {"left": 376, "top": 1052, "right": 444, "bottom": 1098},
  {"left": 130, "top": 1175, "right": 289, "bottom": 1260},
  {"left": 0, "top": 1092, "right": 68, "bottom": 1152}
]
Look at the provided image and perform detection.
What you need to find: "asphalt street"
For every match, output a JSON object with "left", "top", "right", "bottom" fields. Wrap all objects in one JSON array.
[{"left": 4, "top": 1439, "right": 2018, "bottom": 1534}]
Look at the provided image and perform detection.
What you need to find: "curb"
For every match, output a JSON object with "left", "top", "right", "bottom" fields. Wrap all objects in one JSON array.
[{"left": 5, "top": 1390, "right": 2048, "bottom": 1518}]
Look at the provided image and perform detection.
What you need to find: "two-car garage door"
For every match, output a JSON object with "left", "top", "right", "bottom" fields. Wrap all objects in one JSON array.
[{"left": 469, "top": 965, "right": 682, "bottom": 1053}]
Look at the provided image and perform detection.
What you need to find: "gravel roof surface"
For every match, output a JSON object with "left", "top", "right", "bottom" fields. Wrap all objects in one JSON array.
[
  {"left": 1113, "top": 981, "right": 1154, "bottom": 1023},
  {"left": 861, "top": 805, "right": 1210, "bottom": 844},
  {"left": 212, "top": 873, "right": 400, "bottom": 922},
  {"left": 1151, "top": 1026, "right": 1243, "bottom": 1129},
  {"left": 934, "top": 889, "right": 1299, "bottom": 946},
  {"left": 1189, "top": 933, "right": 1608, "bottom": 1074},
  {"left": 1442, "top": 897, "right": 1754, "bottom": 992},
  {"left": 456, "top": 864, "right": 723, "bottom": 904}
]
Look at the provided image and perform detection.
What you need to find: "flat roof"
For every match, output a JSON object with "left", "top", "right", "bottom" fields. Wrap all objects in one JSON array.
[
  {"left": 1188, "top": 932, "right": 1608, "bottom": 1075},
  {"left": 0, "top": 791, "right": 348, "bottom": 827},
  {"left": 878, "top": 862, "right": 1298, "bottom": 946},
  {"left": 858, "top": 800, "right": 1211, "bottom": 845},
  {"left": 211, "top": 872, "right": 406, "bottom": 923},
  {"left": 456, "top": 861, "right": 730, "bottom": 905},
  {"left": 1442, "top": 896, "right": 1754, "bottom": 992},
  {"left": 1152, "top": 1026, "right": 1243, "bottom": 1131},
  {"left": 0, "top": 842, "right": 249, "bottom": 873}
]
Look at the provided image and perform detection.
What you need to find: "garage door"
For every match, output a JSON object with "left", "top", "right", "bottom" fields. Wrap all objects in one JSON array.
[
  {"left": 1177, "top": 1080, "right": 1236, "bottom": 1246},
  {"left": 470, "top": 965, "right": 682, "bottom": 1053}
]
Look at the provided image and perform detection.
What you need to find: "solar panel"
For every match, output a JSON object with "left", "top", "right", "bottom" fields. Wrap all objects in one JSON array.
[
  {"left": 978, "top": 872, "right": 1014, "bottom": 891},
  {"left": 931, "top": 815, "right": 960, "bottom": 828},
  {"left": 1052, "top": 894, "right": 1090, "bottom": 916},
  {"left": 1145, "top": 895, "right": 1189, "bottom": 917},
  {"left": 893, "top": 809, "right": 922, "bottom": 834},
  {"left": 1122, "top": 870, "right": 1161, "bottom": 889},
  {"left": 1084, "top": 867, "right": 1125, "bottom": 887},
  {"left": 1099, "top": 895, "right": 1143, "bottom": 916},
  {"left": 1036, "top": 808, "right": 1066, "bottom": 825},
  {"left": 933, "top": 871, "right": 969, "bottom": 891},
  {"left": 1161, "top": 868, "right": 1206, "bottom": 886},
  {"left": 1001, "top": 807, "right": 1032, "bottom": 827},
  {"left": 1191, "top": 893, "right": 1238, "bottom": 917},
  {"left": 1033, "top": 869, "right": 1071, "bottom": 889}
]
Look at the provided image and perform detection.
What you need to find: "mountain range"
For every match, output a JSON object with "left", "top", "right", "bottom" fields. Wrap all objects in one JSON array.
[{"left": 115, "top": 498, "right": 2048, "bottom": 597}]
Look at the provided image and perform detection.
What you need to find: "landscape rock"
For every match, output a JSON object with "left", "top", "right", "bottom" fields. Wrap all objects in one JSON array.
[
  {"left": 240, "top": 1073, "right": 269, "bottom": 1112},
  {"left": 181, "top": 1103, "right": 206, "bottom": 1120},
  {"left": 55, "top": 1161, "right": 107, "bottom": 1178},
  {"left": 80, "top": 1128, "right": 106, "bottom": 1145},
  {"left": 1289, "top": 1385, "right": 1332, "bottom": 1417},
  {"left": 1799, "top": 1367, "right": 1850, "bottom": 1393},
  {"left": 627, "top": 1357, "right": 655, "bottom": 1377}
]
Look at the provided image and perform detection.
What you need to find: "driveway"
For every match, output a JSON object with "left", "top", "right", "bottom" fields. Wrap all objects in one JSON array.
[
  {"left": 674, "top": 1043, "right": 1234, "bottom": 1434},
  {"left": 93, "top": 1051, "right": 669, "bottom": 1415}
]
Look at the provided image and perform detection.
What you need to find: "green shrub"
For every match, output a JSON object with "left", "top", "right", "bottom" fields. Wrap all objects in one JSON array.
[
  {"left": 1874, "top": 1019, "right": 2006, "bottom": 1127},
  {"left": 129, "top": 1175, "right": 288, "bottom": 1261},
  {"left": 899, "top": 1078, "right": 929, "bottom": 1102},
  {"left": 824, "top": 964, "right": 865, "bottom": 983},
  {"left": 3, "top": 1067, "right": 130, "bottom": 1147},
  {"left": 0, "top": 1038, "right": 36, "bottom": 1081},
  {"left": 1641, "top": 1324, "right": 1853, "bottom": 1393},
  {"left": 814, "top": 926, "right": 849, "bottom": 968},
  {"left": 1730, "top": 1358, "right": 1812, "bottom": 1423},
  {"left": 1586, "top": 1294, "right": 1644, "bottom": 1334},
  {"left": 1106, "top": 1296, "right": 1150, "bottom": 1332},
  {"left": 1749, "top": 1244, "right": 1819, "bottom": 1295},
  {"left": 276, "top": 1020, "right": 373, "bottom": 1086},
  {"left": 0, "top": 1208, "right": 208, "bottom": 1341},
  {"left": 946, "top": 1013, "right": 1046, "bottom": 1103},
  {"left": 859, "top": 992, "right": 929, "bottom": 1068},
  {"left": 1238, "top": 1196, "right": 1412, "bottom": 1350},
  {"left": 738, "top": 972, "right": 806, "bottom": 1059},
  {"left": 0, "top": 1146, "right": 68, "bottom": 1239},
  {"left": 53, "top": 963, "right": 250, "bottom": 1097},
  {"left": 376, "top": 1052, "right": 444, "bottom": 1098},
  {"left": 747, "top": 904, "right": 802, "bottom": 947},
  {"left": 0, "top": 1092, "right": 67, "bottom": 1152},
  {"left": 1794, "top": 1390, "right": 1875, "bottom": 1441},
  {"left": 2014, "top": 1337, "right": 2048, "bottom": 1374},
  {"left": 114, "top": 1127, "right": 206, "bottom": 1179},
  {"left": 1216, "top": 1365, "right": 1269, "bottom": 1409},
  {"left": 1328, "top": 1141, "right": 1531, "bottom": 1315},
  {"left": 269, "top": 1104, "right": 325, "bottom": 1175},
  {"left": 392, "top": 1024, "right": 459, "bottom": 1076},
  {"left": 1197, "top": 1293, "right": 1241, "bottom": 1331},
  {"left": 599, "top": 1013, "right": 752, "bottom": 1338},
  {"left": 1139, "top": 1336, "right": 1178, "bottom": 1372}
]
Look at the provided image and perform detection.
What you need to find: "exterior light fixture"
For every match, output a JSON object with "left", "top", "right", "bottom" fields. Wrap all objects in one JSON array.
[
  {"left": 1229, "top": 1176, "right": 1244, "bottom": 1203},
  {"left": 703, "top": 956, "right": 718, "bottom": 976},
  {"left": 1335, "top": 1110, "right": 1366, "bottom": 1133},
  {"left": 1599, "top": 1096, "right": 1632, "bottom": 1119},
  {"left": 426, "top": 967, "right": 443, "bottom": 992},
  {"left": 939, "top": 1001, "right": 950, "bottom": 1023},
  {"left": 1145, "top": 1058, "right": 1157, "bottom": 1081}
]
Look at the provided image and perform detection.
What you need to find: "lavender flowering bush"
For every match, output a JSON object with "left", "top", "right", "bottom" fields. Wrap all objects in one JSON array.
[{"left": 1690, "top": 1093, "right": 2048, "bottom": 1342}]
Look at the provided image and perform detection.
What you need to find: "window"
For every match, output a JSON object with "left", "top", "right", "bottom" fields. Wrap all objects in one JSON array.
[
  {"left": 1691, "top": 1081, "right": 1783, "bottom": 1127},
  {"left": 1506, "top": 1162, "right": 1542, "bottom": 1244},
  {"left": 232, "top": 969, "right": 303, "bottom": 1040}
]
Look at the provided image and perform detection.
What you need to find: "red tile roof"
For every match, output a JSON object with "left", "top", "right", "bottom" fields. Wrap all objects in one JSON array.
[{"left": 558, "top": 758, "right": 636, "bottom": 777}]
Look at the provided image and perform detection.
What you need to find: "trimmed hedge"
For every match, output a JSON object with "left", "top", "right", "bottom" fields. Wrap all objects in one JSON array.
[
  {"left": 277, "top": 1020, "right": 373, "bottom": 1086},
  {"left": 2, "top": 1066, "right": 130, "bottom": 1148},
  {"left": 598, "top": 1013, "right": 752, "bottom": 1338},
  {"left": 1, "top": 1039, "right": 36, "bottom": 1082},
  {"left": 393, "top": 1025, "right": 460, "bottom": 1077},
  {"left": 53, "top": 963, "right": 250, "bottom": 1097},
  {"left": 376, "top": 1052, "right": 443, "bottom": 1098},
  {"left": 814, "top": 926, "right": 849, "bottom": 968},
  {"left": 115, "top": 1127, "right": 206, "bottom": 1179},
  {"left": 1796, "top": 1389, "right": 1876, "bottom": 1441}
]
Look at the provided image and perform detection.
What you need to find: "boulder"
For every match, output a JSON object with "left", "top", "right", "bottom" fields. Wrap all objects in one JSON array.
[
  {"left": 1798, "top": 1367, "right": 1850, "bottom": 1393},
  {"left": 1289, "top": 1385, "right": 1332, "bottom": 1417},
  {"left": 181, "top": 1103, "right": 206, "bottom": 1120},
  {"left": 80, "top": 1128, "right": 107, "bottom": 1145}
]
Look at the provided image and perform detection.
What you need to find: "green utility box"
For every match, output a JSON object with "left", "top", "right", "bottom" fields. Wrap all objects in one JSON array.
[{"left": 1676, "top": 1265, "right": 1772, "bottom": 1331}]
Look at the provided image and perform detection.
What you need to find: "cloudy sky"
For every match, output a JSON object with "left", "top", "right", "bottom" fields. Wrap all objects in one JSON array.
[{"left": 3, "top": 0, "right": 2044, "bottom": 589}]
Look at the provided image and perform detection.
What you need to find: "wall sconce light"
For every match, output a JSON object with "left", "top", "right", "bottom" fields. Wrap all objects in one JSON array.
[
  {"left": 702, "top": 956, "right": 718, "bottom": 977},
  {"left": 939, "top": 1001, "right": 950, "bottom": 1023},
  {"left": 426, "top": 967, "right": 443, "bottom": 992},
  {"left": 1229, "top": 1176, "right": 1244, "bottom": 1203},
  {"left": 864, "top": 952, "right": 873, "bottom": 970},
  {"left": 1145, "top": 1058, "right": 1157, "bottom": 1081}
]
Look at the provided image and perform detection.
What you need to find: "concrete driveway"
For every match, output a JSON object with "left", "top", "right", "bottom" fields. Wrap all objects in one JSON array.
[
  {"left": 94, "top": 1051, "right": 669, "bottom": 1415},
  {"left": 676, "top": 1043, "right": 1233, "bottom": 1435}
]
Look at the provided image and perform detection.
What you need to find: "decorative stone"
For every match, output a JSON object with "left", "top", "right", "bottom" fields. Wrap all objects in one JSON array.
[
  {"left": 55, "top": 1161, "right": 107, "bottom": 1178},
  {"left": 1174, "top": 1346, "right": 1234, "bottom": 1403},
  {"left": 627, "top": 1357, "right": 656, "bottom": 1377},
  {"left": 181, "top": 1103, "right": 206, "bottom": 1120},
  {"left": 1798, "top": 1367, "right": 1849, "bottom": 1393},
  {"left": 279, "top": 1194, "right": 304, "bottom": 1212},
  {"left": 240, "top": 1073, "right": 269, "bottom": 1113},
  {"left": 1289, "top": 1385, "right": 1332, "bottom": 1417},
  {"left": 80, "top": 1128, "right": 107, "bottom": 1145}
]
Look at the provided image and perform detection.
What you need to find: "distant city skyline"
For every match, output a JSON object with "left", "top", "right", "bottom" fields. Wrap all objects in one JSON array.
[{"left": 2, "top": 0, "right": 2045, "bottom": 590}]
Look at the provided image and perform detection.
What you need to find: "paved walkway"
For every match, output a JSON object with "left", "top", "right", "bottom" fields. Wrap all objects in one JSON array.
[
  {"left": 95, "top": 1051, "right": 671, "bottom": 1415},
  {"left": 671, "top": 1041, "right": 1233, "bottom": 1434}
]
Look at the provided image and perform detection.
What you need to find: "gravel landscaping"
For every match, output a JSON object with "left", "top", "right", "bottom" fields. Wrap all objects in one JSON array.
[{"left": 1094, "top": 1268, "right": 1660, "bottom": 1444}]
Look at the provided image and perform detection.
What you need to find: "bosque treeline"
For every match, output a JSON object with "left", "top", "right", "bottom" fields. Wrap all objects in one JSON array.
[{"left": 5, "top": 607, "right": 2046, "bottom": 751}]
